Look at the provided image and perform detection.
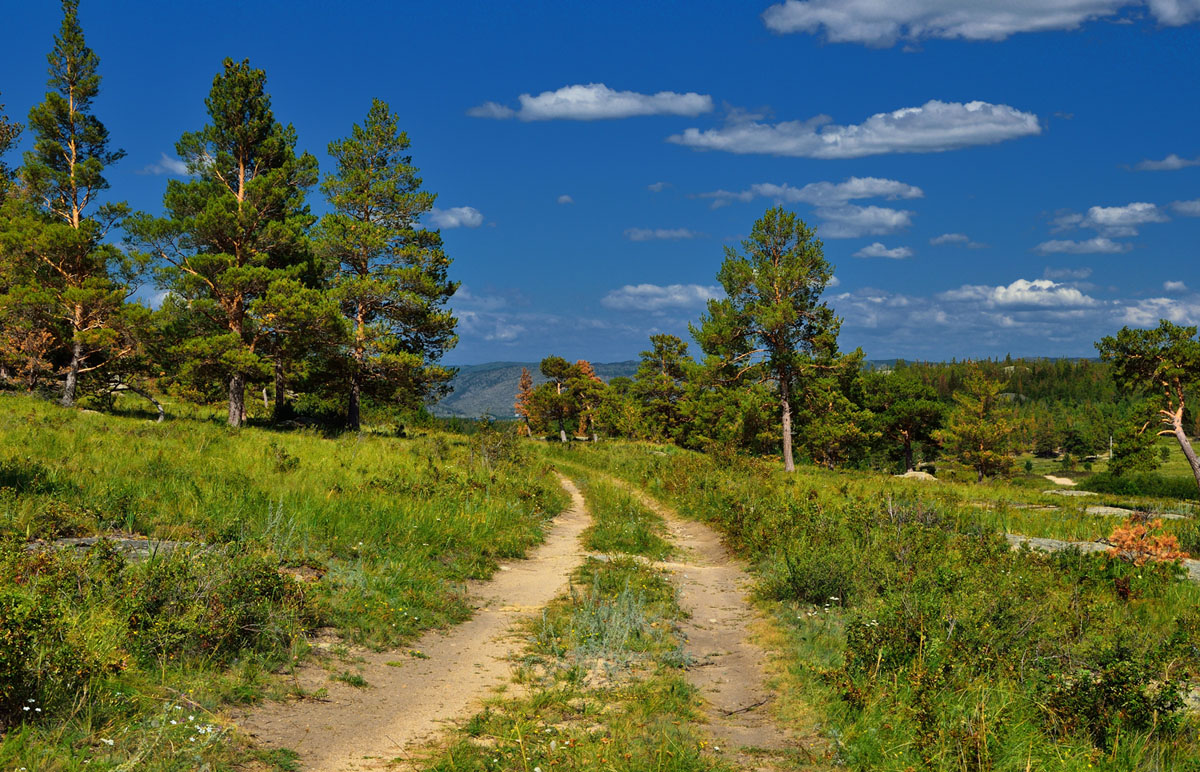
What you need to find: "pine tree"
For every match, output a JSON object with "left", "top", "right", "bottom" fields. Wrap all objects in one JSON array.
[
  {"left": 1098, "top": 320, "right": 1200, "bottom": 493},
  {"left": 632, "top": 334, "right": 691, "bottom": 440},
  {"left": 863, "top": 369, "right": 943, "bottom": 472},
  {"left": 19, "top": 0, "right": 135, "bottom": 406},
  {"left": 692, "top": 207, "right": 844, "bottom": 472},
  {"left": 317, "top": 99, "right": 458, "bottom": 430},
  {"left": 127, "top": 58, "right": 318, "bottom": 426},
  {"left": 514, "top": 367, "right": 534, "bottom": 435},
  {"left": 570, "top": 360, "right": 605, "bottom": 440},
  {"left": 934, "top": 367, "right": 1015, "bottom": 481}
]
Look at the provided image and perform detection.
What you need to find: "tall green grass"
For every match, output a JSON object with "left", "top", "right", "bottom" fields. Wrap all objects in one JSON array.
[
  {"left": 549, "top": 441, "right": 1200, "bottom": 771},
  {"left": 0, "top": 395, "right": 566, "bottom": 769}
]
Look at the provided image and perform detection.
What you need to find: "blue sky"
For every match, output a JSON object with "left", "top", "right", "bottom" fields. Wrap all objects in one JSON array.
[{"left": 2, "top": 0, "right": 1199, "bottom": 364}]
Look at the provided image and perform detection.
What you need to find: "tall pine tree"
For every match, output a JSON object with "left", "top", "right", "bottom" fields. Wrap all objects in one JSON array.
[
  {"left": 127, "top": 58, "right": 318, "bottom": 426},
  {"left": 20, "top": 0, "right": 135, "bottom": 406},
  {"left": 317, "top": 99, "right": 457, "bottom": 430},
  {"left": 692, "top": 207, "right": 845, "bottom": 472}
]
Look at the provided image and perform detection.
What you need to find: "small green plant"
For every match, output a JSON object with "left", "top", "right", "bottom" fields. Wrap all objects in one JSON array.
[{"left": 331, "top": 671, "right": 368, "bottom": 688}]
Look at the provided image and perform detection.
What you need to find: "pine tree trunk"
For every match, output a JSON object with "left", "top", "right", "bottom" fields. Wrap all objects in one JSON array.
[
  {"left": 558, "top": 416, "right": 567, "bottom": 443},
  {"left": 61, "top": 338, "right": 82, "bottom": 407},
  {"left": 228, "top": 372, "right": 246, "bottom": 427},
  {"left": 1171, "top": 413, "right": 1200, "bottom": 495},
  {"left": 272, "top": 359, "right": 289, "bottom": 423},
  {"left": 347, "top": 375, "right": 362, "bottom": 432},
  {"left": 903, "top": 439, "right": 914, "bottom": 473},
  {"left": 780, "top": 378, "right": 795, "bottom": 473}
]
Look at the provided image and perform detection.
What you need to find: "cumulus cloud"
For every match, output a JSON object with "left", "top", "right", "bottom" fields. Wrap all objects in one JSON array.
[
  {"left": 138, "top": 152, "right": 189, "bottom": 176},
  {"left": 1172, "top": 199, "right": 1200, "bottom": 216},
  {"left": 1120, "top": 296, "right": 1200, "bottom": 326},
  {"left": 760, "top": 0, "right": 1199, "bottom": 47},
  {"left": 557, "top": 194, "right": 574, "bottom": 205},
  {"left": 939, "top": 278, "right": 1097, "bottom": 308},
  {"left": 817, "top": 205, "right": 914, "bottom": 238},
  {"left": 468, "top": 83, "right": 713, "bottom": 121},
  {"left": 1164, "top": 280, "right": 1189, "bottom": 292},
  {"left": 624, "top": 227, "right": 703, "bottom": 241},
  {"left": 601, "top": 283, "right": 721, "bottom": 312},
  {"left": 930, "top": 232, "right": 986, "bottom": 248},
  {"left": 699, "top": 176, "right": 923, "bottom": 209},
  {"left": 1035, "top": 237, "right": 1132, "bottom": 254},
  {"left": 1049, "top": 201, "right": 1169, "bottom": 241},
  {"left": 854, "top": 242, "right": 913, "bottom": 259},
  {"left": 1134, "top": 153, "right": 1200, "bottom": 171},
  {"left": 669, "top": 100, "right": 1040, "bottom": 159},
  {"left": 429, "top": 206, "right": 484, "bottom": 229}
]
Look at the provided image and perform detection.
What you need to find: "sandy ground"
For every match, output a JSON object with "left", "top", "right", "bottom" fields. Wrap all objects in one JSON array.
[
  {"left": 1043, "top": 474, "right": 1077, "bottom": 486},
  {"left": 236, "top": 475, "right": 591, "bottom": 771}
]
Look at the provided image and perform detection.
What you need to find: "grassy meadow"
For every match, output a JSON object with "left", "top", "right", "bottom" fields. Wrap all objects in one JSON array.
[
  {"left": 545, "top": 441, "right": 1200, "bottom": 771},
  {"left": 0, "top": 394, "right": 565, "bottom": 770}
]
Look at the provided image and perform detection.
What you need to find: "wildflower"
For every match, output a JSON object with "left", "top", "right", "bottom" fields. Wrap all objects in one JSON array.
[{"left": 101, "top": 738, "right": 114, "bottom": 746}]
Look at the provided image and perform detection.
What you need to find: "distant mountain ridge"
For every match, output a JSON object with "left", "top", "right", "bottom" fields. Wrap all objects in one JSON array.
[
  {"left": 430, "top": 357, "right": 1092, "bottom": 418},
  {"left": 431, "top": 360, "right": 639, "bottom": 418}
]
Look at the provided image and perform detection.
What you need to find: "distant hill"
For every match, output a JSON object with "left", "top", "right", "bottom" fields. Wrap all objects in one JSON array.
[
  {"left": 431, "top": 356, "right": 1082, "bottom": 418},
  {"left": 431, "top": 360, "right": 639, "bottom": 418}
]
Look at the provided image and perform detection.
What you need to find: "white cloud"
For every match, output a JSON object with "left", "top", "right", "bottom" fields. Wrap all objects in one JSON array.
[
  {"left": 817, "top": 204, "right": 914, "bottom": 238},
  {"left": 699, "top": 176, "right": 923, "bottom": 209},
  {"left": 669, "top": 100, "right": 1040, "bottom": 159},
  {"left": 939, "top": 278, "right": 1097, "bottom": 308},
  {"left": 1172, "top": 199, "right": 1200, "bottom": 216},
  {"left": 1164, "top": 280, "right": 1189, "bottom": 292},
  {"left": 1083, "top": 202, "right": 1168, "bottom": 235},
  {"left": 1120, "top": 296, "right": 1200, "bottom": 326},
  {"left": 761, "top": 0, "right": 1199, "bottom": 46},
  {"left": 930, "top": 232, "right": 986, "bottom": 248},
  {"left": 624, "top": 227, "right": 703, "bottom": 241},
  {"left": 1043, "top": 267, "right": 1093, "bottom": 280},
  {"left": 557, "top": 194, "right": 574, "bottom": 205},
  {"left": 138, "top": 152, "right": 189, "bottom": 176},
  {"left": 468, "top": 83, "right": 713, "bottom": 121},
  {"left": 1035, "top": 237, "right": 1132, "bottom": 254},
  {"left": 647, "top": 181, "right": 670, "bottom": 192},
  {"left": 854, "top": 242, "right": 913, "bottom": 259},
  {"left": 1052, "top": 202, "right": 1169, "bottom": 236},
  {"left": 429, "top": 206, "right": 484, "bottom": 229},
  {"left": 1134, "top": 153, "right": 1200, "bottom": 171},
  {"left": 827, "top": 275, "right": 841, "bottom": 287},
  {"left": 601, "top": 283, "right": 721, "bottom": 312}
]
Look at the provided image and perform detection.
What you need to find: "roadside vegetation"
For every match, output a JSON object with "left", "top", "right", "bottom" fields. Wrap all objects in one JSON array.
[
  {"left": 419, "top": 474, "right": 733, "bottom": 772},
  {"left": 547, "top": 442, "right": 1200, "bottom": 771},
  {"left": 0, "top": 394, "right": 564, "bottom": 769}
]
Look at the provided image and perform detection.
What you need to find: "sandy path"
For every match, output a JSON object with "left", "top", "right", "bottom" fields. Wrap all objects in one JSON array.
[
  {"left": 238, "top": 475, "right": 590, "bottom": 771},
  {"left": 588, "top": 472, "right": 813, "bottom": 769}
]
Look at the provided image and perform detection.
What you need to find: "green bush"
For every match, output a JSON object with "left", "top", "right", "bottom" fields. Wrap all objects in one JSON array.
[
  {"left": 1040, "top": 640, "right": 1185, "bottom": 750},
  {"left": 123, "top": 546, "right": 311, "bottom": 664}
]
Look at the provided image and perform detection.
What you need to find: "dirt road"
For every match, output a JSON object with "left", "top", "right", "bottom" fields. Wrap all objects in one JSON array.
[{"left": 238, "top": 475, "right": 591, "bottom": 771}]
